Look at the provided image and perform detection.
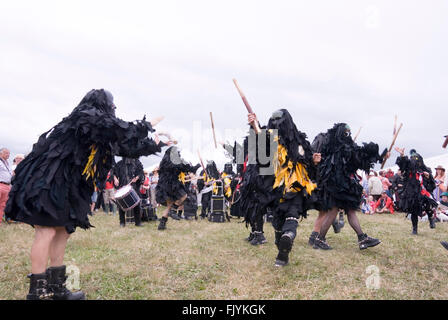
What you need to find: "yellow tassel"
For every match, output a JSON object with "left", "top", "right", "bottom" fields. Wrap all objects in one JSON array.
[
  {"left": 82, "top": 145, "right": 98, "bottom": 181},
  {"left": 273, "top": 143, "right": 316, "bottom": 195},
  {"left": 178, "top": 172, "right": 186, "bottom": 184}
]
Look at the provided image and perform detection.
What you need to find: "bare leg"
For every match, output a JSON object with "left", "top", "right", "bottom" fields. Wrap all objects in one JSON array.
[
  {"left": 31, "top": 226, "right": 57, "bottom": 274},
  {"left": 175, "top": 194, "right": 187, "bottom": 206},
  {"left": 318, "top": 207, "right": 339, "bottom": 239},
  {"left": 49, "top": 227, "right": 71, "bottom": 267},
  {"left": 162, "top": 201, "right": 173, "bottom": 218},
  {"left": 313, "top": 211, "right": 326, "bottom": 232}
]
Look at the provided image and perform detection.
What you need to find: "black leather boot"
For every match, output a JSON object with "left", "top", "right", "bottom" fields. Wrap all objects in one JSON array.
[
  {"left": 46, "top": 266, "right": 85, "bottom": 300},
  {"left": 250, "top": 231, "right": 267, "bottom": 245},
  {"left": 332, "top": 218, "right": 341, "bottom": 233},
  {"left": 26, "top": 272, "right": 54, "bottom": 300},
  {"left": 274, "top": 230, "right": 282, "bottom": 249},
  {"left": 338, "top": 211, "right": 345, "bottom": 229},
  {"left": 158, "top": 216, "right": 168, "bottom": 230},
  {"left": 440, "top": 241, "right": 448, "bottom": 251},
  {"left": 275, "top": 232, "right": 294, "bottom": 267},
  {"left": 308, "top": 231, "right": 319, "bottom": 246},
  {"left": 429, "top": 216, "right": 436, "bottom": 229},
  {"left": 313, "top": 236, "right": 332, "bottom": 250},
  {"left": 358, "top": 233, "right": 381, "bottom": 250}
]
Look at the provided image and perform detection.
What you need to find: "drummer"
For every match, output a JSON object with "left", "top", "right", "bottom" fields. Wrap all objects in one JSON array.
[{"left": 112, "top": 157, "right": 146, "bottom": 227}]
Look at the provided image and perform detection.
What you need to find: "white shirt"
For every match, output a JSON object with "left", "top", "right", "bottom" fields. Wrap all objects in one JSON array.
[{"left": 0, "top": 158, "right": 12, "bottom": 184}]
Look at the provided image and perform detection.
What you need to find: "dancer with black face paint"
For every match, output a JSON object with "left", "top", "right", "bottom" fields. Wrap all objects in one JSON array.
[
  {"left": 247, "top": 110, "right": 321, "bottom": 266},
  {"left": 313, "top": 123, "right": 387, "bottom": 251},
  {"left": 5, "top": 89, "right": 166, "bottom": 300},
  {"left": 394, "top": 147, "right": 437, "bottom": 235}
]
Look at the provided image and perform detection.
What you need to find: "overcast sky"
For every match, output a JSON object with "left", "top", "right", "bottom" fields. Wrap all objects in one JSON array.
[{"left": 1, "top": 0, "right": 447, "bottom": 170}]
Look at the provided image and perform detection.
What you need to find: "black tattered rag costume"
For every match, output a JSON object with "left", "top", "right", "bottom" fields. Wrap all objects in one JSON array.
[{"left": 5, "top": 89, "right": 163, "bottom": 233}]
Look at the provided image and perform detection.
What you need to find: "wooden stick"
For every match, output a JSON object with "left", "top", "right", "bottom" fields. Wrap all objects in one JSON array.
[
  {"left": 232, "top": 79, "right": 261, "bottom": 134},
  {"left": 210, "top": 112, "right": 217, "bottom": 148},
  {"left": 443, "top": 135, "right": 448, "bottom": 148},
  {"left": 158, "top": 132, "right": 178, "bottom": 145},
  {"left": 393, "top": 115, "right": 397, "bottom": 136},
  {"left": 381, "top": 123, "right": 403, "bottom": 169},
  {"left": 150, "top": 116, "right": 164, "bottom": 127},
  {"left": 353, "top": 126, "right": 362, "bottom": 142},
  {"left": 197, "top": 150, "right": 209, "bottom": 180}
]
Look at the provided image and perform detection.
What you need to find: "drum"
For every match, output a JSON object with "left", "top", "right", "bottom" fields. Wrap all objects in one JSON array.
[{"left": 114, "top": 185, "right": 141, "bottom": 211}]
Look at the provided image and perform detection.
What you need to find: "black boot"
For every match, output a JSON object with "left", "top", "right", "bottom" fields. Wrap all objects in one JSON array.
[
  {"left": 178, "top": 210, "right": 184, "bottom": 219},
  {"left": 250, "top": 231, "right": 267, "bottom": 246},
  {"left": 338, "top": 211, "right": 345, "bottom": 229},
  {"left": 308, "top": 231, "right": 319, "bottom": 246},
  {"left": 274, "top": 230, "right": 282, "bottom": 249},
  {"left": 411, "top": 215, "right": 418, "bottom": 235},
  {"left": 168, "top": 209, "right": 180, "bottom": 220},
  {"left": 429, "top": 216, "right": 436, "bottom": 229},
  {"left": 158, "top": 216, "right": 168, "bottom": 230},
  {"left": 275, "top": 232, "right": 294, "bottom": 267},
  {"left": 46, "top": 266, "right": 86, "bottom": 300},
  {"left": 313, "top": 236, "right": 332, "bottom": 250},
  {"left": 332, "top": 218, "right": 341, "bottom": 233},
  {"left": 26, "top": 273, "right": 54, "bottom": 300},
  {"left": 245, "top": 232, "right": 254, "bottom": 242},
  {"left": 440, "top": 241, "right": 448, "bottom": 251},
  {"left": 358, "top": 233, "right": 381, "bottom": 250}
]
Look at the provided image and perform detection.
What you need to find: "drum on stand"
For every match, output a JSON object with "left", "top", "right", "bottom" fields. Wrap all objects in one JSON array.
[
  {"left": 140, "top": 198, "right": 158, "bottom": 221},
  {"left": 114, "top": 185, "right": 141, "bottom": 211}
]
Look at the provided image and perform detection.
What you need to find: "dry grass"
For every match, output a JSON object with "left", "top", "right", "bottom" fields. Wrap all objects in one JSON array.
[{"left": 1, "top": 209, "right": 448, "bottom": 300}]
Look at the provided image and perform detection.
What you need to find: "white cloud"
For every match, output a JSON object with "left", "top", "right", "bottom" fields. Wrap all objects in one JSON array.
[{"left": 1, "top": 0, "right": 447, "bottom": 170}]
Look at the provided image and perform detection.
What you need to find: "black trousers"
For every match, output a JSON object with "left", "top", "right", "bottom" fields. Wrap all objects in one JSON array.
[
  {"left": 119, "top": 206, "right": 141, "bottom": 226},
  {"left": 201, "top": 191, "right": 212, "bottom": 218}
]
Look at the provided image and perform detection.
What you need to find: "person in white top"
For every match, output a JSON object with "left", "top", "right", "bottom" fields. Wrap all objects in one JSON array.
[{"left": 0, "top": 148, "right": 12, "bottom": 225}]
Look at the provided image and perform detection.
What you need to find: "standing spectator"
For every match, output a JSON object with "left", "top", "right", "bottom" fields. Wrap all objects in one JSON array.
[
  {"left": 149, "top": 167, "right": 159, "bottom": 208},
  {"left": 0, "top": 148, "right": 13, "bottom": 225},
  {"left": 90, "top": 185, "right": 98, "bottom": 216},
  {"left": 368, "top": 171, "right": 383, "bottom": 201},
  {"left": 433, "top": 165, "right": 446, "bottom": 202},
  {"left": 103, "top": 170, "right": 116, "bottom": 215},
  {"left": 379, "top": 170, "right": 392, "bottom": 197},
  {"left": 11, "top": 154, "right": 25, "bottom": 173}
]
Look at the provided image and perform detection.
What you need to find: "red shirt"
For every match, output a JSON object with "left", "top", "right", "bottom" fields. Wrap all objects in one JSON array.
[{"left": 105, "top": 173, "right": 114, "bottom": 190}]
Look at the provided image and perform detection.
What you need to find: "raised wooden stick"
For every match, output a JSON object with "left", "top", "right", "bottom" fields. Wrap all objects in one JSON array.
[
  {"left": 197, "top": 150, "right": 209, "bottom": 180},
  {"left": 232, "top": 79, "right": 261, "bottom": 134},
  {"left": 353, "top": 126, "right": 362, "bottom": 142},
  {"left": 210, "top": 112, "right": 217, "bottom": 148},
  {"left": 150, "top": 116, "right": 164, "bottom": 127},
  {"left": 158, "top": 132, "right": 178, "bottom": 145},
  {"left": 443, "top": 135, "right": 448, "bottom": 148},
  {"left": 381, "top": 123, "right": 403, "bottom": 169}
]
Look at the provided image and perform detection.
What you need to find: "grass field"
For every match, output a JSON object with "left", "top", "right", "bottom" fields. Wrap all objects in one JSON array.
[{"left": 1, "top": 209, "right": 448, "bottom": 300}]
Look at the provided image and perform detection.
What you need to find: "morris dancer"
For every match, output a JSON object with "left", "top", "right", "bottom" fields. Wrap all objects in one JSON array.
[
  {"left": 313, "top": 123, "right": 385, "bottom": 250},
  {"left": 247, "top": 110, "right": 321, "bottom": 266},
  {"left": 394, "top": 147, "right": 437, "bottom": 235},
  {"left": 155, "top": 146, "right": 200, "bottom": 230},
  {"left": 5, "top": 89, "right": 166, "bottom": 299}
]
